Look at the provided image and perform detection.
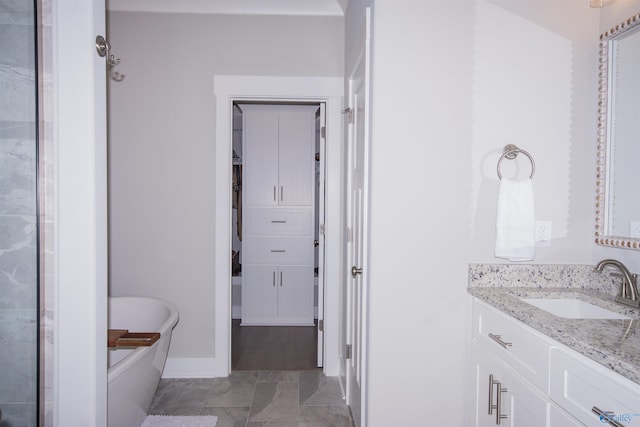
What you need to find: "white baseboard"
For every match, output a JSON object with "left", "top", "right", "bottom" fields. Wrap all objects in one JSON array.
[
  {"left": 232, "top": 305, "right": 242, "bottom": 319},
  {"left": 233, "top": 306, "right": 317, "bottom": 319},
  {"left": 162, "top": 357, "right": 225, "bottom": 378}
]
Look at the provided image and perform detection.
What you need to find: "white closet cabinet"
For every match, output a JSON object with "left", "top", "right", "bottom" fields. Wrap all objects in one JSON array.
[
  {"left": 243, "top": 105, "right": 315, "bottom": 207},
  {"left": 240, "top": 104, "right": 316, "bottom": 326},
  {"left": 242, "top": 266, "right": 314, "bottom": 324}
]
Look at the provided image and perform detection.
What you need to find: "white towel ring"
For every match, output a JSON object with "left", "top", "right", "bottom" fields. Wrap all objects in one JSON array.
[{"left": 497, "top": 144, "right": 535, "bottom": 180}]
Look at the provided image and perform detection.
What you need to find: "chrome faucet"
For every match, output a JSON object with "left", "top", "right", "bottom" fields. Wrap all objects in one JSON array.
[{"left": 594, "top": 259, "right": 640, "bottom": 308}]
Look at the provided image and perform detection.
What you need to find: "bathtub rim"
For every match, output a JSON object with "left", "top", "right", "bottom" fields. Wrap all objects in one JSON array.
[{"left": 107, "top": 296, "right": 179, "bottom": 383}]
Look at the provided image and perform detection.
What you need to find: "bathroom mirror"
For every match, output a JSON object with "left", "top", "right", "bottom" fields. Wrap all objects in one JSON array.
[{"left": 595, "top": 12, "right": 640, "bottom": 249}]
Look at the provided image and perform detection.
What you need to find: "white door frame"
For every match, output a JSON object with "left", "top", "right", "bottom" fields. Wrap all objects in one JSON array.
[
  {"left": 55, "top": 0, "right": 108, "bottom": 425},
  {"left": 316, "top": 102, "right": 326, "bottom": 367},
  {"left": 213, "top": 76, "right": 343, "bottom": 376}
]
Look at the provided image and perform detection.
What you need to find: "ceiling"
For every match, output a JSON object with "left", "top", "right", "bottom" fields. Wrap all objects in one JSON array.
[{"left": 106, "top": 0, "right": 350, "bottom": 16}]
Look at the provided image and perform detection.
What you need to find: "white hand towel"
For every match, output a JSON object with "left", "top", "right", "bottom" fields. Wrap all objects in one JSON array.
[{"left": 495, "top": 178, "right": 535, "bottom": 261}]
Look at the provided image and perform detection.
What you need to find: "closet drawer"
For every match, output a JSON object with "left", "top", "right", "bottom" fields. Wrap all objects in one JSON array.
[
  {"left": 473, "top": 300, "right": 552, "bottom": 393},
  {"left": 244, "top": 208, "right": 312, "bottom": 236},
  {"left": 243, "top": 236, "right": 313, "bottom": 265},
  {"left": 550, "top": 348, "right": 640, "bottom": 427}
]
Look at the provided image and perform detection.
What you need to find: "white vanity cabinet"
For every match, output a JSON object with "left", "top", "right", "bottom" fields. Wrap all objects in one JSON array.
[
  {"left": 472, "top": 299, "right": 586, "bottom": 427},
  {"left": 550, "top": 348, "right": 640, "bottom": 427},
  {"left": 240, "top": 104, "right": 316, "bottom": 326},
  {"left": 473, "top": 343, "right": 550, "bottom": 427},
  {"left": 472, "top": 300, "right": 556, "bottom": 426},
  {"left": 473, "top": 298, "right": 640, "bottom": 427}
]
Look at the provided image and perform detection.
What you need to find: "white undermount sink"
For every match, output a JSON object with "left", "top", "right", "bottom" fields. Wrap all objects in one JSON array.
[{"left": 520, "top": 298, "right": 631, "bottom": 320}]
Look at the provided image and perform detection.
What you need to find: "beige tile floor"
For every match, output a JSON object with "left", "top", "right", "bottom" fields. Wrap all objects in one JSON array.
[{"left": 149, "top": 370, "right": 354, "bottom": 427}]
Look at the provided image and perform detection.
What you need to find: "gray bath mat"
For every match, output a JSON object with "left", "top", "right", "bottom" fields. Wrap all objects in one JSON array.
[{"left": 140, "top": 415, "right": 217, "bottom": 427}]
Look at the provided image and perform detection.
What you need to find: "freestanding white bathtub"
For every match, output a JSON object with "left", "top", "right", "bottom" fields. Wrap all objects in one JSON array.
[{"left": 107, "top": 296, "right": 179, "bottom": 427}]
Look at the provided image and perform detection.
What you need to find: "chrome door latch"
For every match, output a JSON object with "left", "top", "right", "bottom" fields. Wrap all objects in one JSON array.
[{"left": 351, "top": 266, "right": 363, "bottom": 278}]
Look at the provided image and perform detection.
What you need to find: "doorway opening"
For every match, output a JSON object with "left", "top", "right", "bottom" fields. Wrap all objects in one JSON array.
[{"left": 230, "top": 101, "right": 326, "bottom": 371}]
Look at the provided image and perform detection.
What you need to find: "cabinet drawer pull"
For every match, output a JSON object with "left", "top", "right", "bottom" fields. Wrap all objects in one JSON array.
[
  {"left": 496, "top": 381, "right": 508, "bottom": 425},
  {"left": 488, "top": 374, "right": 497, "bottom": 415},
  {"left": 271, "top": 220, "right": 287, "bottom": 223},
  {"left": 592, "top": 407, "right": 627, "bottom": 427},
  {"left": 273, "top": 186, "right": 277, "bottom": 201},
  {"left": 270, "top": 249, "right": 286, "bottom": 253},
  {"left": 280, "top": 271, "right": 283, "bottom": 287},
  {"left": 272, "top": 271, "right": 276, "bottom": 287},
  {"left": 280, "top": 186, "right": 284, "bottom": 201},
  {"left": 488, "top": 333, "right": 512, "bottom": 349}
]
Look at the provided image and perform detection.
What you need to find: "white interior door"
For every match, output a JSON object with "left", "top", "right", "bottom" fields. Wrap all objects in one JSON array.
[
  {"left": 317, "top": 103, "right": 326, "bottom": 367},
  {"left": 346, "top": 8, "right": 371, "bottom": 427}
]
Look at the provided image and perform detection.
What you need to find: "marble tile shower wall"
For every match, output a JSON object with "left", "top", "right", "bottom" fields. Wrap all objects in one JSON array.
[{"left": 0, "top": 1, "right": 39, "bottom": 426}]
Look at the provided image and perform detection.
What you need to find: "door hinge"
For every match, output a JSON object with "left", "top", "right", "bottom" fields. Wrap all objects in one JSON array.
[
  {"left": 319, "top": 223, "right": 325, "bottom": 236},
  {"left": 320, "top": 126, "right": 326, "bottom": 139},
  {"left": 343, "top": 107, "right": 354, "bottom": 124},
  {"left": 318, "top": 319, "right": 324, "bottom": 332},
  {"left": 346, "top": 344, "right": 352, "bottom": 359},
  {"left": 346, "top": 226, "right": 352, "bottom": 242}
]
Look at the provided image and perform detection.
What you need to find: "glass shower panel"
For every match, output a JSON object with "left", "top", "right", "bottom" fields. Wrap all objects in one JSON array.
[{"left": 0, "top": 0, "right": 39, "bottom": 425}]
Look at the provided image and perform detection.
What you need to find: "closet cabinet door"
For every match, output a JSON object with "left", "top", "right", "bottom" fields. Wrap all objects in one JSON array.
[
  {"left": 242, "top": 266, "right": 314, "bottom": 325},
  {"left": 278, "top": 111, "right": 314, "bottom": 206},
  {"left": 242, "top": 266, "right": 278, "bottom": 322},
  {"left": 277, "top": 266, "right": 314, "bottom": 321},
  {"left": 243, "top": 111, "right": 279, "bottom": 206}
]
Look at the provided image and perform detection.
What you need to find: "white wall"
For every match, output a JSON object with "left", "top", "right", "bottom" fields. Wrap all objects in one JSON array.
[
  {"left": 354, "top": 0, "right": 600, "bottom": 425},
  {"left": 107, "top": 12, "right": 344, "bottom": 360}
]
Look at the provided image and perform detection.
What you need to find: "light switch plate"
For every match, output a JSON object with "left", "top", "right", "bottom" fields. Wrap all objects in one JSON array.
[{"left": 535, "top": 221, "right": 552, "bottom": 247}]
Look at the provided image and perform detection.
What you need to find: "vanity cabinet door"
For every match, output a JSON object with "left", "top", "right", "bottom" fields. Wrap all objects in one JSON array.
[
  {"left": 473, "top": 342, "right": 509, "bottom": 427},
  {"left": 501, "top": 364, "right": 550, "bottom": 427},
  {"left": 473, "top": 343, "right": 550, "bottom": 427},
  {"left": 550, "top": 404, "right": 585, "bottom": 427},
  {"left": 550, "top": 348, "right": 640, "bottom": 427}
]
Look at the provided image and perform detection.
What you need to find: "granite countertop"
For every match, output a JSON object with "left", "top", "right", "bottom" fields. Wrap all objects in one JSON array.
[{"left": 468, "top": 286, "right": 640, "bottom": 386}]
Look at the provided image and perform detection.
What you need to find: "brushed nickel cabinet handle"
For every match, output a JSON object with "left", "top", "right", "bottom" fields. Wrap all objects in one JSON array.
[
  {"left": 280, "top": 271, "right": 283, "bottom": 287},
  {"left": 270, "top": 249, "right": 286, "bottom": 253},
  {"left": 271, "top": 220, "right": 287, "bottom": 223},
  {"left": 592, "top": 407, "right": 627, "bottom": 427},
  {"left": 488, "top": 374, "right": 496, "bottom": 415},
  {"left": 488, "top": 333, "right": 512, "bottom": 349},
  {"left": 496, "top": 381, "right": 508, "bottom": 425},
  {"left": 272, "top": 271, "right": 276, "bottom": 287}
]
